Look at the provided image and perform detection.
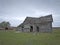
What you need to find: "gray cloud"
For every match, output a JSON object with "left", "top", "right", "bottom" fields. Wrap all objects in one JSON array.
[{"left": 0, "top": 0, "right": 60, "bottom": 27}]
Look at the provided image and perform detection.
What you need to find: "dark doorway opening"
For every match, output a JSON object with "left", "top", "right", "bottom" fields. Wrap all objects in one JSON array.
[
  {"left": 5, "top": 27, "right": 8, "bottom": 30},
  {"left": 30, "top": 26, "right": 33, "bottom": 32},
  {"left": 36, "top": 26, "right": 39, "bottom": 32},
  {"left": 22, "top": 26, "right": 24, "bottom": 32}
]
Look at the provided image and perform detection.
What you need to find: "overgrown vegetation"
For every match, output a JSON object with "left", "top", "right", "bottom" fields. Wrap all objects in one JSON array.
[{"left": 0, "top": 30, "right": 60, "bottom": 45}]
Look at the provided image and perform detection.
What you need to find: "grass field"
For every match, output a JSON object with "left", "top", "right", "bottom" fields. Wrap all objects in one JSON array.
[{"left": 0, "top": 30, "right": 60, "bottom": 45}]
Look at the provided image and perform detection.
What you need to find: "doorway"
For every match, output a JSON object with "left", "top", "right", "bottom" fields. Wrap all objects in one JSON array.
[
  {"left": 36, "top": 26, "right": 39, "bottom": 32},
  {"left": 30, "top": 26, "right": 33, "bottom": 32}
]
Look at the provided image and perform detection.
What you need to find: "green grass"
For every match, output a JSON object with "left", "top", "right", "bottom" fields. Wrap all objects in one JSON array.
[{"left": 0, "top": 30, "right": 60, "bottom": 45}]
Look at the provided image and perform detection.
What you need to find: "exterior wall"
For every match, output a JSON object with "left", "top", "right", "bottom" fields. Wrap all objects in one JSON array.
[
  {"left": 17, "top": 22, "right": 52, "bottom": 33},
  {"left": 23, "top": 24, "right": 30, "bottom": 32},
  {"left": 39, "top": 22, "right": 52, "bottom": 32},
  {"left": 22, "top": 24, "right": 37, "bottom": 32},
  {"left": 16, "top": 27, "right": 22, "bottom": 32},
  {"left": 23, "top": 28, "right": 30, "bottom": 32},
  {"left": 33, "top": 25, "right": 36, "bottom": 32}
]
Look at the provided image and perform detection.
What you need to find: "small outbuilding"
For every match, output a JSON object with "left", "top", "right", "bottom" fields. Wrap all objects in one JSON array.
[{"left": 17, "top": 14, "right": 53, "bottom": 33}]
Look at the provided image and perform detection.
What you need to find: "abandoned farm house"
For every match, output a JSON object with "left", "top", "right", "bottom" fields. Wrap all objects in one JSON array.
[{"left": 17, "top": 15, "right": 53, "bottom": 33}]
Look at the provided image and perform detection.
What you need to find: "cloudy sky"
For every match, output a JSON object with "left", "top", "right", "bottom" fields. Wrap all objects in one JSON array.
[{"left": 0, "top": 0, "right": 60, "bottom": 27}]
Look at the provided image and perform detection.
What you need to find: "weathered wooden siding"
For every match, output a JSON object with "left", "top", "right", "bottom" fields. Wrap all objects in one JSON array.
[
  {"left": 17, "top": 15, "right": 53, "bottom": 33},
  {"left": 39, "top": 22, "right": 52, "bottom": 32}
]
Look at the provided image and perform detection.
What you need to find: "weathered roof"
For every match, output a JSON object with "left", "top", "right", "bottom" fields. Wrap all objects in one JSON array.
[
  {"left": 18, "top": 14, "right": 53, "bottom": 27},
  {"left": 23, "top": 14, "right": 53, "bottom": 24},
  {"left": 18, "top": 23, "right": 23, "bottom": 27}
]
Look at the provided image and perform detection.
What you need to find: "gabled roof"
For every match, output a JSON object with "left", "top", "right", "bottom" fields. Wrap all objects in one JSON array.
[
  {"left": 39, "top": 15, "right": 53, "bottom": 22},
  {"left": 23, "top": 14, "right": 53, "bottom": 24},
  {"left": 18, "top": 23, "right": 23, "bottom": 27},
  {"left": 18, "top": 14, "right": 53, "bottom": 27}
]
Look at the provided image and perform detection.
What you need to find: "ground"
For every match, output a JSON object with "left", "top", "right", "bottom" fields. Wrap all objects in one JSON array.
[{"left": 0, "top": 30, "right": 60, "bottom": 45}]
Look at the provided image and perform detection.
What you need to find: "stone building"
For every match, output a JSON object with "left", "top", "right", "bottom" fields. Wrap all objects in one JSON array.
[{"left": 17, "top": 14, "right": 53, "bottom": 33}]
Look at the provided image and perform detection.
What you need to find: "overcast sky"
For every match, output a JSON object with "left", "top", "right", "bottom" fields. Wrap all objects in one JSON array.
[{"left": 0, "top": 0, "right": 60, "bottom": 27}]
